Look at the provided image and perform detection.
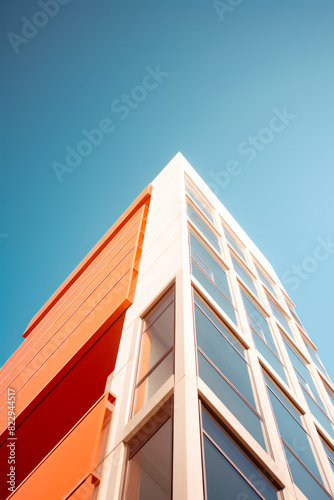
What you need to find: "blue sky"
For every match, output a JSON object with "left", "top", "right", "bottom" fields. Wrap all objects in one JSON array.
[{"left": 1, "top": 0, "right": 334, "bottom": 381}]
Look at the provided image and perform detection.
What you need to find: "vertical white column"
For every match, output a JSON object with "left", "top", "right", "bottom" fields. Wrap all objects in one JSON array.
[{"left": 173, "top": 161, "right": 204, "bottom": 500}]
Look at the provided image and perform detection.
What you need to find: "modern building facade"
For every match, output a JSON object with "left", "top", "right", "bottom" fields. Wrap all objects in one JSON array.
[{"left": 1, "top": 153, "right": 334, "bottom": 500}]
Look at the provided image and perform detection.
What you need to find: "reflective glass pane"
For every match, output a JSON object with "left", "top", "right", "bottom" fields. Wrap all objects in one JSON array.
[
  {"left": 256, "top": 265, "right": 277, "bottom": 298},
  {"left": 194, "top": 293, "right": 243, "bottom": 355},
  {"left": 232, "top": 256, "right": 258, "bottom": 297},
  {"left": 185, "top": 182, "right": 213, "bottom": 223},
  {"left": 325, "top": 384, "right": 334, "bottom": 410},
  {"left": 202, "top": 409, "right": 278, "bottom": 500},
  {"left": 192, "top": 261, "right": 237, "bottom": 324},
  {"left": 253, "top": 334, "right": 288, "bottom": 385},
  {"left": 126, "top": 419, "right": 172, "bottom": 500},
  {"left": 241, "top": 291, "right": 278, "bottom": 355},
  {"left": 283, "top": 338, "right": 327, "bottom": 412},
  {"left": 288, "top": 304, "right": 305, "bottom": 331},
  {"left": 203, "top": 436, "right": 262, "bottom": 500},
  {"left": 268, "top": 296, "right": 295, "bottom": 340},
  {"left": 302, "top": 389, "right": 334, "bottom": 440},
  {"left": 134, "top": 353, "right": 173, "bottom": 414},
  {"left": 139, "top": 302, "right": 174, "bottom": 380},
  {"left": 195, "top": 305, "right": 255, "bottom": 407},
  {"left": 187, "top": 203, "right": 220, "bottom": 252},
  {"left": 190, "top": 232, "right": 230, "bottom": 294},
  {"left": 264, "top": 375, "right": 300, "bottom": 421},
  {"left": 145, "top": 290, "right": 174, "bottom": 329},
  {"left": 329, "top": 458, "right": 334, "bottom": 475},
  {"left": 198, "top": 352, "right": 266, "bottom": 448},
  {"left": 265, "top": 380, "right": 322, "bottom": 482},
  {"left": 321, "top": 438, "right": 334, "bottom": 475},
  {"left": 284, "top": 445, "right": 331, "bottom": 500},
  {"left": 283, "top": 338, "right": 311, "bottom": 381},
  {"left": 224, "top": 229, "right": 246, "bottom": 261},
  {"left": 304, "top": 340, "right": 331, "bottom": 382}
]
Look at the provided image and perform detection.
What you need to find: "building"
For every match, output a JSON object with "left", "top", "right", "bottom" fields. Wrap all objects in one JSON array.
[{"left": 1, "top": 153, "right": 334, "bottom": 500}]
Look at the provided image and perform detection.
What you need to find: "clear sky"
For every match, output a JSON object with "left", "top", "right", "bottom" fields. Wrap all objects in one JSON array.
[{"left": 1, "top": 1, "right": 334, "bottom": 381}]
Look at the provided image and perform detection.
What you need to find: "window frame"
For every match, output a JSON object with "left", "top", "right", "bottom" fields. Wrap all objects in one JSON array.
[
  {"left": 185, "top": 175, "right": 215, "bottom": 225},
  {"left": 189, "top": 228, "right": 238, "bottom": 327},
  {"left": 320, "top": 435, "right": 334, "bottom": 476},
  {"left": 253, "top": 260, "right": 279, "bottom": 301},
  {"left": 187, "top": 199, "right": 222, "bottom": 255},
  {"left": 240, "top": 288, "right": 288, "bottom": 385},
  {"left": 199, "top": 401, "right": 280, "bottom": 500},
  {"left": 288, "top": 303, "right": 305, "bottom": 332},
  {"left": 323, "top": 380, "right": 334, "bottom": 412},
  {"left": 263, "top": 371, "right": 332, "bottom": 498},
  {"left": 266, "top": 293, "right": 296, "bottom": 342},
  {"left": 230, "top": 250, "right": 260, "bottom": 300},
  {"left": 193, "top": 288, "right": 267, "bottom": 449},
  {"left": 302, "top": 335, "right": 331, "bottom": 383},
  {"left": 281, "top": 333, "right": 334, "bottom": 437},
  {"left": 221, "top": 220, "right": 247, "bottom": 264},
  {"left": 123, "top": 398, "right": 174, "bottom": 500},
  {"left": 132, "top": 286, "right": 175, "bottom": 416}
]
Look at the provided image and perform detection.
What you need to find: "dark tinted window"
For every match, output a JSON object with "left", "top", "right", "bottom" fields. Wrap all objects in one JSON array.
[
  {"left": 190, "top": 232, "right": 237, "bottom": 325},
  {"left": 241, "top": 290, "right": 288, "bottom": 384},
  {"left": 194, "top": 295, "right": 266, "bottom": 449},
  {"left": 201, "top": 407, "right": 278, "bottom": 500},
  {"left": 264, "top": 374, "right": 331, "bottom": 498}
]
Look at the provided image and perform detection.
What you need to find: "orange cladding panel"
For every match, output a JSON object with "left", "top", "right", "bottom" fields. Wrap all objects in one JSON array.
[
  {"left": 9, "top": 393, "right": 112, "bottom": 500},
  {"left": 0, "top": 215, "right": 143, "bottom": 391},
  {"left": 0, "top": 185, "right": 152, "bottom": 474},
  {"left": 0, "top": 314, "right": 124, "bottom": 500}
]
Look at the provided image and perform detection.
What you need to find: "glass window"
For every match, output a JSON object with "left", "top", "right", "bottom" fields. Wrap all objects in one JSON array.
[
  {"left": 223, "top": 225, "right": 246, "bottom": 262},
  {"left": 304, "top": 338, "right": 331, "bottom": 383},
  {"left": 264, "top": 374, "right": 331, "bottom": 499},
  {"left": 125, "top": 402, "right": 172, "bottom": 500},
  {"left": 241, "top": 290, "right": 288, "bottom": 385},
  {"left": 134, "top": 353, "right": 173, "bottom": 414},
  {"left": 133, "top": 289, "right": 174, "bottom": 414},
  {"left": 185, "top": 179, "right": 214, "bottom": 223},
  {"left": 187, "top": 202, "right": 220, "bottom": 253},
  {"left": 284, "top": 445, "right": 332, "bottom": 500},
  {"left": 283, "top": 337, "right": 322, "bottom": 402},
  {"left": 302, "top": 388, "right": 334, "bottom": 440},
  {"left": 267, "top": 295, "right": 295, "bottom": 340},
  {"left": 231, "top": 255, "right": 258, "bottom": 298},
  {"left": 201, "top": 406, "right": 278, "bottom": 500},
  {"left": 288, "top": 304, "right": 305, "bottom": 331},
  {"left": 282, "top": 337, "right": 334, "bottom": 439},
  {"left": 324, "top": 382, "right": 334, "bottom": 411},
  {"left": 255, "top": 264, "right": 277, "bottom": 299},
  {"left": 194, "top": 293, "right": 242, "bottom": 355},
  {"left": 194, "top": 292, "right": 266, "bottom": 449},
  {"left": 190, "top": 231, "right": 237, "bottom": 325},
  {"left": 320, "top": 436, "right": 334, "bottom": 475}
]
